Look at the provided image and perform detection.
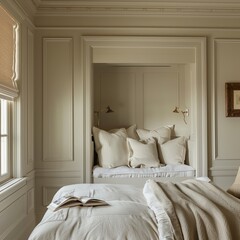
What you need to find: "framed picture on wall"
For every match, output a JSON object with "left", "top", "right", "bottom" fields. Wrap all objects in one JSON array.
[{"left": 225, "top": 82, "right": 240, "bottom": 117}]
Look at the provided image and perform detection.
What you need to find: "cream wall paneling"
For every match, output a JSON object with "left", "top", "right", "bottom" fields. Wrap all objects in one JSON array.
[
  {"left": 34, "top": 32, "right": 83, "bottom": 171},
  {"left": 83, "top": 36, "right": 207, "bottom": 181},
  {"left": 142, "top": 67, "right": 187, "bottom": 134},
  {"left": 34, "top": 32, "right": 84, "bottom": 222},
  {"left": 35, "top": 172, "right": 82, "bottom": 221},
  {"left": 43, "top": 37, "right": 73, "bottom": 162},
  {"left": 94, "top": 66, "right": 137, "bottom": 130},
  {"left": 210, "top": 39, "right": 240, "bottom": 185},
  {"left": 0, "top": 195, "right": 27, "bottom": 239},
  {"left": 213, "top": 39, "right": 240, "bottom": 160},
  {"left": 0, "top": 173, "right": 35, "bottom": 240},
  {"left": 27, "top": 28, "right": 34, "bottom": 173},
  {"left": 94, "top": 65, "right": 190, "bottom": 138}
]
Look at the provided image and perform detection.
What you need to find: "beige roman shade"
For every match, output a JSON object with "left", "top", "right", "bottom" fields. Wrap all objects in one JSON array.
[{"left": 0, "top": 6, "right": 18, "bottom": 100}]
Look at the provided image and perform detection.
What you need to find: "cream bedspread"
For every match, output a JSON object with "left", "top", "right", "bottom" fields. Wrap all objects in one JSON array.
[
  {"left": 29, "top": 180, "right": 240, "bottom": 240},
  {"left": 143, "top": 179, "right": 240, "bottom": 240}
]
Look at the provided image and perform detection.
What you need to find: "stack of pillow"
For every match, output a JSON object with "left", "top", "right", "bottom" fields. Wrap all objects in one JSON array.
[{"left": 92, "top": 124, "right": 187, "bottom": 169}]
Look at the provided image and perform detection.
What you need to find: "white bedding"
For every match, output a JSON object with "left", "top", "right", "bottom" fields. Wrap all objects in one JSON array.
[
  {"left": 29, "top": 180, "right": 240, "bottom": 240},
  {"left": 28, "top": 184, "right": 158, "bottom": 240},
  {"left": 93, "top": 164, "right": 195, "bottom": 178}
]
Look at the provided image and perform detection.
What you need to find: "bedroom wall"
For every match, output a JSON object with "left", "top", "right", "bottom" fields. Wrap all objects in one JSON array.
[{"left": 33, "top": 9, "right": 240, "bottom": 220}]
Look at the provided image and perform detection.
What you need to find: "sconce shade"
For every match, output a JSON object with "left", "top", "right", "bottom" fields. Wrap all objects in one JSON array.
[
  {"left": 106, "top": 105, "right": 114, "bottom": 113},
  {"left": 173, "top": 106, "right": 180, "bottom": 113}
]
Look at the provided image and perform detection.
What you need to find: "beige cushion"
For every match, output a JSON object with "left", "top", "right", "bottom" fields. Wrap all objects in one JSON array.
[
  {"left": 127, "top": 138, "right": 160, "bottom": 168},
  {"left": 136, "top": 125, "right": 174, "bottom": 160},
  {"left": 92, "top": 127, "right": 128, "bottom": 168},
  {"left": 126, "top": 124, "right": 139, "bottom": 140},
  {"left": 227, "top": 167, "right": 240, "bottom": 199},
  {"left": 136, "top": 125, "right": 173, "bottom": 142},
  {"left": 160, "top": 136, "right": 187, "bottom": 165},
  {"left": 110, "top": 124, "right": 139, "bottom": 140}
]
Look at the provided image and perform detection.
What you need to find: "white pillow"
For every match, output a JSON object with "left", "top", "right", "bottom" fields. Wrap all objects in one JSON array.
[
  {"left": 127, "top": 138, "right": 160, "bottom": 168},
  {"left": 92, "top": 127, "right": 128, "bottom": 168},
  {"left": 160, "top": 136, "right": 187, "bottom": 165}
]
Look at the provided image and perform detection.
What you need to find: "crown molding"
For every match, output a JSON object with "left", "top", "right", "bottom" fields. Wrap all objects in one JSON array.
[
  {"left": 13, "top": 0, "right": 36, "bottom": 21},
  {"left": 13, "top": 0, "right": 240, "bottom": 17}
]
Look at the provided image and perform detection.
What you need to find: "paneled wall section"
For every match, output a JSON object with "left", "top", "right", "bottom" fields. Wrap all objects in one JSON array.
[
  {"left": 35, "top": 33, "right": 83, "bottom": 220},
  {"left": 34, "top": 24, "right": 240, "bottom": 221}
]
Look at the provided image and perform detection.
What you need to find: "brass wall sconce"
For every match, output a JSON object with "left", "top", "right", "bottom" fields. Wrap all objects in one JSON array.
[
  {"left": 94, "top": 105, "right": 114, "bottom": 127},
  {"left": 173, "top": 106, "right": 189, "bottom": 124}
]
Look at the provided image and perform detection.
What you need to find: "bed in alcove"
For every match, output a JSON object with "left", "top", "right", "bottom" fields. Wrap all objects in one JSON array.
[{"left": 82, "top": 36, "right": 207, "bottom": 185}]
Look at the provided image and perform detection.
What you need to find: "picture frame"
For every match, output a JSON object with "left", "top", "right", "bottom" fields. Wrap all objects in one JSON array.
[{"left": 225, "top": 82, "right": 240, "bottom": 117}]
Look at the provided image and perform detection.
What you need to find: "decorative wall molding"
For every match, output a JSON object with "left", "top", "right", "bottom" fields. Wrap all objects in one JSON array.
[
  {"left": 27, "top": 28, "right": 34, "bottom": 172},
  {"left": 209, "top": 166, "right": 239, "bottom": 176},
  {"left": 213, "top": 38, "right": 240, "bottom": 161},
  {"left": 42, "top": 185, "right": 61, "bottom": 206},
  {"left": 42, "top": 37, "right": 74, "bottom": 163},
  {"left": 35, "top": 170, "right": 83, "bottom": 178},
  {"left": 0, "top": 195, "right": 27, "bottom": 240},
  {"left": 35, "top": 174, "right": 82, "bottom": 220},
  {"left": 14, "top": 0, "right": 240, "bottom": 17}
]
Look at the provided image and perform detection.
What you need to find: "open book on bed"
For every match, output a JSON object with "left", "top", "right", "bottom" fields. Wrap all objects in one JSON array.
[{"left": 48, "top": 195, "right": 109, "bottom": 211}]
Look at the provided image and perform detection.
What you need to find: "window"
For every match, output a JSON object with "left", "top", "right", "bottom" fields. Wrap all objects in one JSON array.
[
  {"left": 0, "top": 99, "right": 11, "bottom": 182},
  {"left": 0, "top": 5, "right": 18, "bottom": 184}
]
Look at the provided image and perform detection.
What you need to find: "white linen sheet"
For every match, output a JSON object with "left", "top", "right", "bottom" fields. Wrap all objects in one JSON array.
[
  {"left": 93, "top": 164, "right": 195, "bottom": 178},
  {"left": 28, "top": 184, "right": 158, "bottom": 240}
]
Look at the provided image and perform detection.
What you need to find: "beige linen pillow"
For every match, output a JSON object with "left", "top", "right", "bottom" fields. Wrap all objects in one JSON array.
[
  {"left": 126, "top": 124, "right": 139, "bottom": 140},
  {"left": 110, "top": 124, "right": 139, "bottom": 140},
  {"left": 92, "top": 127, "right": 128, "bottom": 168},
  {"left": 127, "top": 138, "right": 160, "bottom": 168},
  {"left": 227, "top": 166, "right": 240, "bottom": 199},
  {"left": 136, "top": 125, "right": 174, "bottom": 143},
  {"left": 160, "top": 136, "right": 187, "bottom": 165},
  {"left": 136, "top": 125, "right": 175, "bottom": 160}
]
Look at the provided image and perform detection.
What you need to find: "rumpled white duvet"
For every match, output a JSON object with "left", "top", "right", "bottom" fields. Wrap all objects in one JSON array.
[
  {"left": 29, "top": 184, "right": 158, "bottom": 240},
  {"left": 29, "top": 180, "right": 240, "bottom": 240}
]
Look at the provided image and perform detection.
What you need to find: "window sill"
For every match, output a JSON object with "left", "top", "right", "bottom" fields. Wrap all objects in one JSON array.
[{"left": 0, "top": 178, "right": 27, "bottom": 202}]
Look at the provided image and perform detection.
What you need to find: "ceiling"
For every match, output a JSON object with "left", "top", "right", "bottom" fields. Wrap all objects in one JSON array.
[{"left": 14, "top": 0, "right": 240, "bottom": 18}]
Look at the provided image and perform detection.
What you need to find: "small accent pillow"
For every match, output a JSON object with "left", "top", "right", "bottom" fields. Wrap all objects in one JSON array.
[
  {"left": 160, "top": 136, "right": 187, "bottom": 165},
  {"left": 136, "top": 125, "right": 175, "bottom": 159},
  {"left": 136, "top": 125, "right": 174, "bottom": 143},
  {"left": 110, "top": 124, "right": 139, "bottom": 140},
  {"left": 92, "top": 127, "right": 128, "bottom": 168},
  {"left": 227, "top": 167, "right": 240, "bottom": 199},
  {"left": 127, "top": 138, "right": 160, "bottom": 168}
]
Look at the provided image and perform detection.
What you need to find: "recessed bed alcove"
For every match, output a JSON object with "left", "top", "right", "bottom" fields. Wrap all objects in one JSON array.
[{"left": 82, "top": 36, "right": 207, "bottom": 183}]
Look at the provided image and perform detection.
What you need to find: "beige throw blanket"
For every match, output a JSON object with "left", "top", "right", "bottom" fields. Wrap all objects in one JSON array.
[{"left": 143, "top": 179, "right": 240, "bottom": 240}]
